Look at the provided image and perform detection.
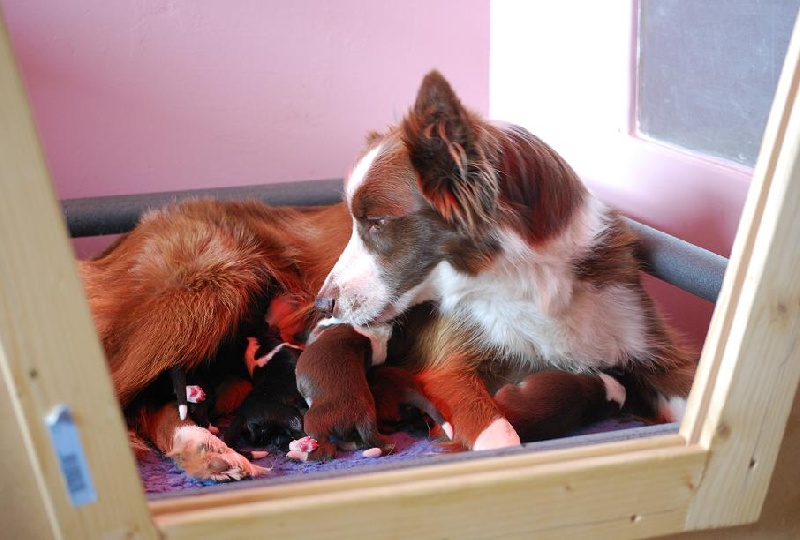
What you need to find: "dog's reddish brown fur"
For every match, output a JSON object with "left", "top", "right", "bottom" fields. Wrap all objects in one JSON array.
[
  {"left": 83, "top": 197, "right": 629, "bottom": 477},
  {"left": 368, "top": 365, "right": 446, "bottom": 438},
  {"left": 79, "top": 199, "right": 351, "bottom": 478}
]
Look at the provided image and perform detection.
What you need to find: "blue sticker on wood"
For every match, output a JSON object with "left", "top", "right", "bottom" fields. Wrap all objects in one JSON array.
[{"left": 45, "top": 405, "right": 97, "bottom": 507}]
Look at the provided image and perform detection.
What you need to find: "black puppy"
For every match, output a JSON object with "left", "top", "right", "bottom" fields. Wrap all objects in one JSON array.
[{"left": 224, "top": 329, "right": 307, "bottom": 450}]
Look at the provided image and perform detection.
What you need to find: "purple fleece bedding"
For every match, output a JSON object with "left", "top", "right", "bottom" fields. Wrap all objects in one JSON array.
[{"left": 141, "top": 417, "right": 673, "bottom": 500}]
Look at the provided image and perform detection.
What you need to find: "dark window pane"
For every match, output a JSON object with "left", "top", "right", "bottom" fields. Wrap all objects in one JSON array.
[{"left": 638, "top": 0, "right": 798, "bottom": 166}]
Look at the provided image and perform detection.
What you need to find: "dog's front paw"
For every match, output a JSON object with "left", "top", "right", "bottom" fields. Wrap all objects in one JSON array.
[
  {"left": 473, "top": 417, "right": 521, "bottom": 451},
  {"left": 169, "top": 426, "right": 270, "bottom": 481},
  {"left": 202, "top": 450, "right": 269, "bottom": 482}
]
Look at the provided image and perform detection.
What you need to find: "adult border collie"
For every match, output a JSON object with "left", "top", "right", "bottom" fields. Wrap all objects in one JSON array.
[
  {"left": 317, "top": 70, "right": 695, "bottom": 451},
  {"left": 80, "top": 70, "right": 694, "bottom": 480}
]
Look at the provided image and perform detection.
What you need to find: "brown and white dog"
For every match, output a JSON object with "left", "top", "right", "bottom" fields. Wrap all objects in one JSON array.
[{"left": 316, "top": 70, "right": 696, "bottom": 451}]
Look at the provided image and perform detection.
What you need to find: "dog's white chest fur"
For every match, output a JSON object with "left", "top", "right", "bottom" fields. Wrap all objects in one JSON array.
[{"left": 434, "top": 219, "right": 649, "bottom": 372}]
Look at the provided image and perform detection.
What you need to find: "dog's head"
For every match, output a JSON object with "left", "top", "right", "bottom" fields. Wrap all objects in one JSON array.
[{"left": 317, "top": 70, "right": 503, "bottom": 326}]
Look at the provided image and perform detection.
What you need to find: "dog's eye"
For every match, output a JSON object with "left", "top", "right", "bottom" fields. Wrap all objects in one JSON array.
[{"left": 367, "top": 217, "right": 387, "bottom": 234}]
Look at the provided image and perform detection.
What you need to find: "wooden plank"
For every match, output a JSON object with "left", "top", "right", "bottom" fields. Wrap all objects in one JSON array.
[
  {"left": 664, "top": 387, "right": 800, "bottom": 538},
  {"left": 155, "top": 445, "right": 705, "bottom": 540},
  {"left": 0, "top": 345, "right": 55, "bottom": 540},
  {"left": 151, "top": 433, "right": 685, "bottom": 516},
  {"left": 682, "top": 9, "right": 800, "bottom": 530},
  {"left": 0, "top": 11, "right": 158, "bottom": 540}
]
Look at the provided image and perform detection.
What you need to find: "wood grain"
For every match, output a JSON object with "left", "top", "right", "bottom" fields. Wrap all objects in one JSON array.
[
  {"left": 155, "top": 445, "right": 706, "bottom": 540},
  {"left": 681, "top": 9, "right": 800, "bottom": 530},
  {"left": 150, "top": 433, "right": 685, "bottom": 517}
]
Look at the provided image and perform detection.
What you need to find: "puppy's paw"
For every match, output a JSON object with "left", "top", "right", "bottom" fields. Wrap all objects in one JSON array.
[
  {"left": 352, "top": 323, "right": 393, "bottom": 365},
  {"left": 288, "top": 435, "right": 319, "bottom": 453},
  {"left": 186, "top": 385, "right": 206, "bottom": 403},
  {"left": 202, "top": 450, "right": 270, "bottom": 482},
  {"left": 435, "top": 440, "right": 468, "bottom": 453},
  {"left": 441, "top": 421, "right": 454, "bottom": 440},
  {"left": 287, "top": 437, "right": 338, "bottom": 462},
  {"left": 169, "top": 426, "right": 270, "bottom": 481},
  {"left": 473, "top": 417, "right": 521, "bottom": 451},
  {"left": 286, "top": 436, "right": 320, "bottom": 461},
  {"left": 285, "top": 450, "right": 310, "bottom": 461}
]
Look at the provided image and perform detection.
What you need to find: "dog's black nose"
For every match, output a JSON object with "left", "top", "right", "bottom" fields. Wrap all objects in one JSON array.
[{"left": 315, "top": 296, "right": 335, "bottom": 316}]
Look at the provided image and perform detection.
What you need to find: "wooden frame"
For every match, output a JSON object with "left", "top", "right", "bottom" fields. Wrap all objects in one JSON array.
[{"left": 1, "top": 9, "right": 799, "bottom": 539}]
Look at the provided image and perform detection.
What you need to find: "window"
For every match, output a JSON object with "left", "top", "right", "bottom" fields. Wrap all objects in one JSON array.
[{"left": 637, "top": 0, "right": 798, "bottom": 167}]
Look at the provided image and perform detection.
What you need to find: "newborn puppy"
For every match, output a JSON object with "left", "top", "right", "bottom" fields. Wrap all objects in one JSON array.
[
  {"left": 494, "top": 371, "right": 626, "bottom": 442},
  {"left": 224, "top": 329, "right": 307, "bottom": 450},
  {"left": 288, "top": 322, "right": 393, "bottom": 461}
]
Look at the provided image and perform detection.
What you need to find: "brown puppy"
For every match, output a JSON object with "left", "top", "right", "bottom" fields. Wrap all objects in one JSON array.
[
  {"left": 289, "top": 322, "right": 392, "bottom": 461},
  {"left": 494, "top": 371, "right": 626, "bottom": 442}
]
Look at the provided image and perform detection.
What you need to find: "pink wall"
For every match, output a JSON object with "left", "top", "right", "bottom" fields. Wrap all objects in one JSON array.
[
  {"left": 2, "top": 1, "right": 731, "bottom": 351},
  {"left": 2, "top": 1, "right": 489, "bottom": 200}
]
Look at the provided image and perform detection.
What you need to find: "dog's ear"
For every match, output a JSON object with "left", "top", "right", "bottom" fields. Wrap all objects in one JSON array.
[{"left": 402, "top": 70, "right": 498, "bottom": 239}]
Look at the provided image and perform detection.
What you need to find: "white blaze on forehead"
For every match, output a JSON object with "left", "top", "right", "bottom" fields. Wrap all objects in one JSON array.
[
  {"left": 345, "top": 143, "right": 383, "bottom": 205},
  {"left": 330, "top": 222, "right": 380, "bottom": 282}
]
